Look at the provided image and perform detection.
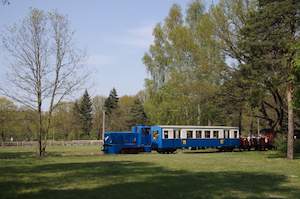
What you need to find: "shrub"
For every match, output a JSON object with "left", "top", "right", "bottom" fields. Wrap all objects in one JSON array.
[
  {"left": 274, "top": 134, "right": 300, "bottom": 155},
  {"left": 295, "top": 139, "right": 300, "bottom": 153},
  {"left": 274, "top": 133, "right": 287, "bottom": 156}
]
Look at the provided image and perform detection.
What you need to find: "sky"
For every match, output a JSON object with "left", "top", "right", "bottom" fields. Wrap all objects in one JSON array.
[{"left": 0, "top": 0, "right": 213, "bottom": 98}]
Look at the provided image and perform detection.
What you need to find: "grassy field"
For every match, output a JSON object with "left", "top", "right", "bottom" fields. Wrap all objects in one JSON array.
[{"left": 0, "top": 146, "right": 300, "bottom": 199}]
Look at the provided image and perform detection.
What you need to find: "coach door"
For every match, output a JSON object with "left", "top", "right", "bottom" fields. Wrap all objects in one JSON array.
[{"left": 141, "top": 127, "right": 151, "bottom": 145}]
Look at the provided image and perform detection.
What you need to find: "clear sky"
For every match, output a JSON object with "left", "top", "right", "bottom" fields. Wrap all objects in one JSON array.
[{"left": 0, "top": 0, "right": 213, "bottom": 97}]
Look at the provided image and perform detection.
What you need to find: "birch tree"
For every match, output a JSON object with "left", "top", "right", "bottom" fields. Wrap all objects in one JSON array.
[{"left": 1, "top": 9, "right": 87, "bottom": 156}]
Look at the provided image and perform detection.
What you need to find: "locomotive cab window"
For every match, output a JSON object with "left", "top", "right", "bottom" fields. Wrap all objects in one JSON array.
[
  {"left": 205, "top": 130, "right": 210, "bottom": 138},
  {"left": 187, "top": 130, "right": 193, "bottom": 139},
  {"left": 152, "top": 131, "right": 159, "bottom": 140},
  {"left": 213, "top": 131, "right": 219, "bottom": 138},
  {"left": 142, "top": 128, "right": 150, "bottom": 135},
  {"left": 196, "top": 130, "right": 202, "bottom": 138}
]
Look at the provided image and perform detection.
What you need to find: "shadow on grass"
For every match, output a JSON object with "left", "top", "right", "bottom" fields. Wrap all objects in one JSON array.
[
  {"left": 0, "top": 151, "right": 34, "bottom": 159},
  {"left": 267, "top": 152, "right": 300, "bottom": 159},
  {"left": 1, "top": 160, "right": 300, "bottom": 199},
  {"left": 0, "top": 149, "right": 98, "bottom": 160},
  {"left": 182, "top": 150, "right": 243, "bottom": 154}
]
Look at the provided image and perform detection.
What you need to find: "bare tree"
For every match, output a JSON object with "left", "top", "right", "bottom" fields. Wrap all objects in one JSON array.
[
  {"left": 1, "top": 9, "right": 87, "bottom": 157},
  {"left": 1, "top": 0, "right": 10, "bottom": 5}
]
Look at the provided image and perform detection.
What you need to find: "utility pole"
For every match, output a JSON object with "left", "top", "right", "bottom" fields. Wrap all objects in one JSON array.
[{"left": 102, "top": 110, "right": 105, "bottom": 140}]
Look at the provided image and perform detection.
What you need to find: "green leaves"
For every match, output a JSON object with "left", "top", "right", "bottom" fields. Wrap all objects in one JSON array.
[{"left": 143, "top": 1, "right": 228, "bottom": 125}]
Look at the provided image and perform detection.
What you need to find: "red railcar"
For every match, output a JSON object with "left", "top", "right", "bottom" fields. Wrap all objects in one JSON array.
[{"left": 239, "top": 129, "right": 276, "bottom": 151}]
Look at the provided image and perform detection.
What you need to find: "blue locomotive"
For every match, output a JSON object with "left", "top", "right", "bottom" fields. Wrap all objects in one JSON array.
[{"left": 103, "top": 125, "right": 240, "bottom": 154}]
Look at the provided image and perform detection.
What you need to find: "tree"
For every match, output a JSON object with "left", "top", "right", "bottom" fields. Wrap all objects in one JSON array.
[
  {"left": 71, "top": 101, "right": 82, "bottom": 139},
  {"left": 104, "top": 88, "right": 119, "bottom": 115},
  {"left": 238, "top": 0, "right": 300, "bottom": 159},
  {"left": 0, "top": 97, "right": 17, "bottom": 142},
  {"left": 51, "top": 101, "right": 74, "bottom": 140},
  {"left": 127, "top": 99, "right": 148, "bottom": 126},
  {"left": 1, "top": 9, "right": 87, "bottom": 156},
  {"left": 143, "top": 1, "right": 227, "bottom": 126},
  {"left": 79, "top": 90, "right": 93, "bottom": 137},
  {"left": 210, "top": 0, "right": 252, "bottom": 65}
]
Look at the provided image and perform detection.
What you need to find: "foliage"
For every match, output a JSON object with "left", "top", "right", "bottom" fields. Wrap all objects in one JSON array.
[
  {"left": 79, "top": 90, "right": 93, "bottom": 137},
  {"left": 104, "top": 88, "right": 119, "bottom": 115},
  {"left": 143, "top": 1, "right": 228, "bottom": 126},
  {"left": 274, "top": 134, "right": 287, "bottom": 156},
  {"left": 51, "top": 102, "right": 75, "bottom": 140},
  {"left": 237, "top": 0, "right": 300, "bottom": 158},
  {"left": 0, "top": 97, "right": 17, "bottom": 141},
  {"left": 127, "top": 98, "right": 148, "bottom": 126}
]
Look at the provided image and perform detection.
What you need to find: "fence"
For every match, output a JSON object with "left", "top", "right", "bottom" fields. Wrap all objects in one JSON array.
[{"left": 0, "top": 140, "right": 103, "bottom": 147}]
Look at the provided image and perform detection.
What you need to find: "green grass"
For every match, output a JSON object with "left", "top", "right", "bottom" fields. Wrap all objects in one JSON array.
[{"left": 0, "top": 146, "right": 300, "bottom": 199}]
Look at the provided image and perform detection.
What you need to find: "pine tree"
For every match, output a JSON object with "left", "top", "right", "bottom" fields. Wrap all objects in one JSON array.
[
  {"left": 104, "top": 88, "right": 119, "bottom": 115},
  {"left": 239, "top": 0, "right": 300, "bottom": 159},
  {"left": 79, "top": 89, "right": 93, "bottom": 137},
  {"left": 127, "top": 99, "right": 148, "bottom": 126}
]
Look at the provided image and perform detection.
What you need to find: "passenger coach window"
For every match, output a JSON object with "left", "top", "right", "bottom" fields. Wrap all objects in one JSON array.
[
  {"left": 213, "top": 131, "right": 219, "bottom": 138},
  {"left": 234, "top": 131, "right": 238, "bottom": 138},
  {"left": 196, "top": 130, "right": 202, "bottom": 138},
  {"left": 187, "top": 130, "right": 193, "bottom": 139},
  {"left": 174, "top": 130, "right": 181, "bottom": 139},
  {"left": 164, "top": 130, "right": 168, "bottom": 139},
  {"left": 205, "top": 131, "right": 210, "bottom": 138},
  {"left": 224, "top": 130, "right": 229, "bottom": 139}
]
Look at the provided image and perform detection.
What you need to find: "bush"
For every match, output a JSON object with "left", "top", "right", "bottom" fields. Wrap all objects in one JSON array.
[
  {"left": 274, "top": 133, "right": 287, "bottom": 156},
  {"left": 274, "top": 134, "right": 300, "bottom": 155},
  {"left": 295, "top": 139, "right": 300, "bottom": 153}
]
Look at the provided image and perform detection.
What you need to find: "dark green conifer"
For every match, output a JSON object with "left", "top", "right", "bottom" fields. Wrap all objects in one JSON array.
[
  {"left": 127, "top": 98, "right": 148, "bottom": 126},
  {"left": 79, "top": 89, "right": 93, "bottom": 136},
  {"left": 104, "top": 88, "right": 119, "bottom": 114}
]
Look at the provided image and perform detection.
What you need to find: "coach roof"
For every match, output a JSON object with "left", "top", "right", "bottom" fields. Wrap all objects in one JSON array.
[{"left": 156, "top": 125, "right": 239, "bottom": 129}]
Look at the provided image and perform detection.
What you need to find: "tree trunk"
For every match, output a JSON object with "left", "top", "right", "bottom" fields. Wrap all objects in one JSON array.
[
  {"left": 197, "top": 104, "right": 201, "bottom": 125},
  {"left": 287, "top": 82, "right": 294, "bottom": 160},
  {"left": 238, "top": 108, "right": 242, "bottom": 135},
  {"left": 38, "top": 108, "right": 44, "bottom": 157},
  {"left": 250, "top": 109, "right": 254, "bottom": 137}
]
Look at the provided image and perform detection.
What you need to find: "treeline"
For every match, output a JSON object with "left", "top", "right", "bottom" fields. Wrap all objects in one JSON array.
[
  {"left": 0, "top": 88, "right": 147, "bottom": 141},
  {"left": 142, "top": 0, "right": 300, "bottom": 158}
]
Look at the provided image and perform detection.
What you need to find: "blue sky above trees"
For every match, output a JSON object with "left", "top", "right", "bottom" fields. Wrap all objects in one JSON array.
[{"left": 0, "top": 0, "right": 214, "bottom": 97}]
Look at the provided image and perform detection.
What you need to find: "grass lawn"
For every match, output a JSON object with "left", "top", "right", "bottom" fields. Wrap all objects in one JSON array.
[{"left": 0, "top": 146, "right": 300, "bottom": 199}]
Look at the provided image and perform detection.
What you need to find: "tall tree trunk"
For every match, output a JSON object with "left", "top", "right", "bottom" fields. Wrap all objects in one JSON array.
[
  {"left": 238, "top": 108, "right": 242, "bottom": 134},
  {"left": 287, "top": 82, "right": 294, "bottom": 160},
  {"left": 197, "top": 103, "right": 201, "bottom": 125},
  {"left": 38, "top": 107, "right": 43, "bottom": 157},
  {"left": 250, "top": 108, "right": 254, "bottom": 137}
]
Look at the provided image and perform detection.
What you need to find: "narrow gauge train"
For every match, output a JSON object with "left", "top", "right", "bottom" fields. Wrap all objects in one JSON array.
[{"left": 103, "top": 125, "right": 240, "bottom": 154}]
